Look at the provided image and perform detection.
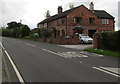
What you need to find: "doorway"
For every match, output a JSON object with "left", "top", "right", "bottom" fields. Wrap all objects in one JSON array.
[{"left": 88, "top": 30, "right": 96, "bottom": 38}]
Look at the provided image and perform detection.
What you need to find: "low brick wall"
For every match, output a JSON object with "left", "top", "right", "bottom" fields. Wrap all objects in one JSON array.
[{"left": 37, "top": 36, "right": 80, "bottom": 45}]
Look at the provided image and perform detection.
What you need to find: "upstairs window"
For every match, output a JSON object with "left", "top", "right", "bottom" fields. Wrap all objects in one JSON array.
[
  {"left": 44, "top": 23, "right": 47, "bottom": 27},
  {"left": 89, "top": 18, "right": 95, "bottom": 24},
  {"left": 79, "top": 17, "right": 82, "bottom": 23},
  {"left": 102, "top": 19, "right": 109, "bottom": 24},
  {"left": 73, "top": 17, "right": 82, "bottom": 23},
  {"left": 61, "top": 18, "right": 65, "bottom": 25}
]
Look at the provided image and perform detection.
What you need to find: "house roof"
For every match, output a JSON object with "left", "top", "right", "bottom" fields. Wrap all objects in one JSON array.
[
  {"left": 39, "top": 5, "right": 81, "bottom": 24},
  {"left": 94, "top": 10, "right": 114, "bottom": 19},
  {"left": 38, "top": 5, "right": 114, "bottom": 24}
]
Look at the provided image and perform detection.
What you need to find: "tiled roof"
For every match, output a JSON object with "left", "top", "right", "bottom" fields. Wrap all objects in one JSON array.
[
  {"left": 38, "top": 5, "right": 81, "bottom": 24},
  {"left": 94, "top": 10, "right": 114, "bottom": 19},
  {"left": 38, "top": 5, "right": 114, "bottom": 24}
]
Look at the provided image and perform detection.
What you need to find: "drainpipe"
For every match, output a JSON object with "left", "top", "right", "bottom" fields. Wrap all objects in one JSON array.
[{"left": 66, "top": 16, "right": 68, "bottom": 36}]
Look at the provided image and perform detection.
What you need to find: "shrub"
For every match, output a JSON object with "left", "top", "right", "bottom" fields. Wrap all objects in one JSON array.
[{"left": 101, "top": 31, "right": 120, "bottom": 52}]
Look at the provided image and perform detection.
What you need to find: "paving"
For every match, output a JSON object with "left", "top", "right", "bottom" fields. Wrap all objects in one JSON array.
[{"left": 59, "top": 44, "right": 93, "bottom": 50}]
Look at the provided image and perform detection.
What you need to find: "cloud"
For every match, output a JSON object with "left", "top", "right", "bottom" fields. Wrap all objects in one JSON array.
[
  {"left": 1, "top": 1, "right": 27, "bottom": 27},
  {"left": 118, "top": 1, "right": 120, "bottom": 30},
  {"left": 0, "top": 0, "right": 120, "bottom": 30}
]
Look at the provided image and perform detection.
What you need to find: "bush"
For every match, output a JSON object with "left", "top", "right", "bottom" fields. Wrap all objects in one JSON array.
[
  {"left": 29, "top": 32, "right": 39, "bottom": 40},
  {"left": 101, "top": 31, "right": 120, "bottom": 52},
  {"left": 39, "top": 28, "right": 50, "bottom": 38}
]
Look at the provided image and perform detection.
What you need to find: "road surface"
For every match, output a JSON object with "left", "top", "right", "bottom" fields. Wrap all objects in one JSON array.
[{"left": 1, "top": 37, "right": 119, "bottom": 83}]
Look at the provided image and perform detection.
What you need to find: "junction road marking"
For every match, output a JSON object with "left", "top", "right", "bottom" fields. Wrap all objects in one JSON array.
[
  {"left": 42, "top": 48, "right": 88, "bottom": 58},
  {"left": 25, "top": 43, "right": 36, "bottom": 47},
  {"left": 80, "top": 51, "right": 104, "bottom": 57},
  {"left": 93, "top": 67, "right": 120, "bottom": 78},
  {"left": 0, "top": 42, "right": 25, "bottom": 84},
  {"left": 100, "top": 67, "right": 120, "bottom": 75}
]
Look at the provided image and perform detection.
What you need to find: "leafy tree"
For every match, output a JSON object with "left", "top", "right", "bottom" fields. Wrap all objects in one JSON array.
[
  {"left": 69, "top": 3, "right": 74, "bottom": 9},
  {"left": 39, "top": 28, "right": 50, "bottom": 38},
  {"left": 21, "top": 25, "right": 30, "bottom": 37},
  {"left": 3, "top": 21, "right": 31, "bottom": 38},
  {"left": 7, "top": 21, "right": 19, "bottom": 29},
  {"left": 44, "top": 10, "right": 50, "bottom": 18}
]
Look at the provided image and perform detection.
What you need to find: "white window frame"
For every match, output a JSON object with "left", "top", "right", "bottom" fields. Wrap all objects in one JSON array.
[
  {"left": 73, "top": 18, "right": 76, "bottom": 23},
  {"left": 102, "top": 19, "right": 109, "bottom": 24},
  {"left": 44, "top": 23, "right": 47, "bottom": 27}
]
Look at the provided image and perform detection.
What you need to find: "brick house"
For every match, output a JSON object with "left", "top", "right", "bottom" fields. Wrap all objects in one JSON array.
[{"left": 37, "top": 2, "right": 115, "bottom": 38}]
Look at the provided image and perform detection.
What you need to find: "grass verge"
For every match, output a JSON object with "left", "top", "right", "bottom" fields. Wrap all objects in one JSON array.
[{"left": 84, "top": 48, "right": 120, "bottom": 58}]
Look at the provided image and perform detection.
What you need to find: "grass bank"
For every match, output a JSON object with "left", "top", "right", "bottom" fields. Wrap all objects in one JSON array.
[{"left": 84, "top": 48, "right": 120, "bottom": 58}]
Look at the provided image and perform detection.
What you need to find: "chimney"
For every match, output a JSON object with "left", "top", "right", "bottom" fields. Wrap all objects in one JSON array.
[
  {"left": 89, "top": 2, "right": 94, "bottom": 11},
  {"left": 58, "top": 6, "right": 63, "bottom": 14}
]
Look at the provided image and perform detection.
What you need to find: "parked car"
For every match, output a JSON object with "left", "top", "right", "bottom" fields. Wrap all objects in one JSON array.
[{"left": 79, "top": 34, "right": 93, "bottom": 44}]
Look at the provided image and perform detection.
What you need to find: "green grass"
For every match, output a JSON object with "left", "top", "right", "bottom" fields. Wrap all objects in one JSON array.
[{"left": 84, "top": 48, "right": 120, "bottom": 58}]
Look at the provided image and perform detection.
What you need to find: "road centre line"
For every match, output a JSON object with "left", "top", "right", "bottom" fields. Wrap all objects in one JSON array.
[
  {"left": 42, "top": 48, "right": 65, "bottom": 57},
  {"left": 0, "top": 42, "right": 25, "bottom": 84},
  {"left": 93, "top": 67, "right": 120, "bottom": 78},
  {"left": 25, "top": 43, "right": 36, "bottom": 47}
]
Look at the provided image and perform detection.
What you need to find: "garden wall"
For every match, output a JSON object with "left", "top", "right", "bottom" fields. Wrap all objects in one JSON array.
[{"left": 37, "top": 36, "right": 80, "bottom": 45}]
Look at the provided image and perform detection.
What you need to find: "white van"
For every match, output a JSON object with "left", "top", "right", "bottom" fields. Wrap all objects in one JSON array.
[{"left": 79, "top": 34, "right": 93, "bottom": 44}]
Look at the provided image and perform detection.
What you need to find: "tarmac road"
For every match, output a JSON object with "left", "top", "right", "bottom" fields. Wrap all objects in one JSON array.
[{"left": 1, "top": 37, "right": 119, "bottom": 83}]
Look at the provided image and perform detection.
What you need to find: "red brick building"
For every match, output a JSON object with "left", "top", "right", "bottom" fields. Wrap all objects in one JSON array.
[{"left": 38, "top": 2, "right": 115, "bottom": 38}]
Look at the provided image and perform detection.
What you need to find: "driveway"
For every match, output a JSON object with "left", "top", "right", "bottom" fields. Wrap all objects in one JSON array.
[{"left": 58, "top": 44, "right": 93, "bottom": 50}]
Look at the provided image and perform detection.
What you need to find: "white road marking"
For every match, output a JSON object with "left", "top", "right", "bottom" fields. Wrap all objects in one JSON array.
[
  {"left": 42, "top": 48, "right": 88, "bottom": 58},
  {"left": 93, "top": 67, "right": 120, "bottom": 78},
  {"left": 80, "top": 51, "right": 103, "bottom": 57},
  {"left": 42, "top": 48, "right": 64, "bottom": 56},
  {"left": 100, "top": 67, "right": 120, "bottom": 75},
  {"left": 25, "top": 43, "right": 36, "bottom": 47},
  {"left": 98, "top": 55, "right": 104, "bottom": 57},
  {"left": 92, "top": 53, "right": 104, "bottom": 57},
  {"left": 0, "top": 42, "right": 25, "bottom": 84}
]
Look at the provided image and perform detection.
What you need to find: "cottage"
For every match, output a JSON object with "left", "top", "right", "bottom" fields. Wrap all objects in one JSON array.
[{"left": 37, "top": 2, "right": 115, "bottom": 38}]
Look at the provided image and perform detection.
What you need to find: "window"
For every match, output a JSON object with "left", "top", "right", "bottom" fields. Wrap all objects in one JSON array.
[
  {"left": 73, "top": 17, "right": 82, "bottom": 23},
  {"left": 57, "top": 19, "right": 63, "bottom": 26},
  {"left": 58, "top": 31, "right": 60, "bottom": 38},
  {"left": 89, "top": 18, "right": 95, "bottom": 24},
  {"left": 102, "top": 19, "right": 109, "bottom": 24},
  {"left": 61, "top": 18, "right": 65, "bottom": 25},
  {"left": 44, "top": 23, "right": 47, "bottom": 27}
]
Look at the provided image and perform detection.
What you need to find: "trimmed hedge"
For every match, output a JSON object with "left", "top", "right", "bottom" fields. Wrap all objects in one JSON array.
[{"left": 101, "top": 31, "right": 120, "bottom": 52}]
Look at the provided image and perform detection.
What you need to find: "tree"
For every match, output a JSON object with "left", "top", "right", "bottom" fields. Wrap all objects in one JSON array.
[
  {"left": 69, "top": 3, "right": 74, "bottom": 9},
  {"left": 7, "top": 21, "right": 20, "bottom": 29},
  {"left": 40, "top": 28, "right": 50, "bottom": 38},
  {"left": 21, "top": 25, "right": 30, "bottom": 37},
  {"left": 4, "top": 21, "right": 31, "bottom": 38},
  {"left": 44, "top": 10, "right": 50, "bottom": 18}
]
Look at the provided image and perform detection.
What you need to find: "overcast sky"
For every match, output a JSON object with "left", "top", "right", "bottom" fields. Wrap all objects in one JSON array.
[{"left": 0, "top": 0, "right": 119, "bottom": 30}]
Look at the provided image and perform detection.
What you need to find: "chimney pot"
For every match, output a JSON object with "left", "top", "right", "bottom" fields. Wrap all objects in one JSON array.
[
  {"left": 89, "top": 2, "right": 94, "bottom": 11},
  {"left": 58, "top": 6, "right": 63, "bottom": 14}
]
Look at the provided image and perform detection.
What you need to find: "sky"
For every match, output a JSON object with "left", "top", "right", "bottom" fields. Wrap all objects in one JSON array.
[{"left": 0, "top": 0, "right": 120, "bottom": 31}]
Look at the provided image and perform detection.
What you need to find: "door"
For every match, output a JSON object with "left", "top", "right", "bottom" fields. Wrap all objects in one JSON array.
[{"left": 88, "top": 30, "right": 96, "bottom": 38}]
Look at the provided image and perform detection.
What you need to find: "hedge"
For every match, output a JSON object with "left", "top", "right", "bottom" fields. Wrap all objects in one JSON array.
[{"left": 101, "top": 31, "right": 120, "bottom": 52}]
